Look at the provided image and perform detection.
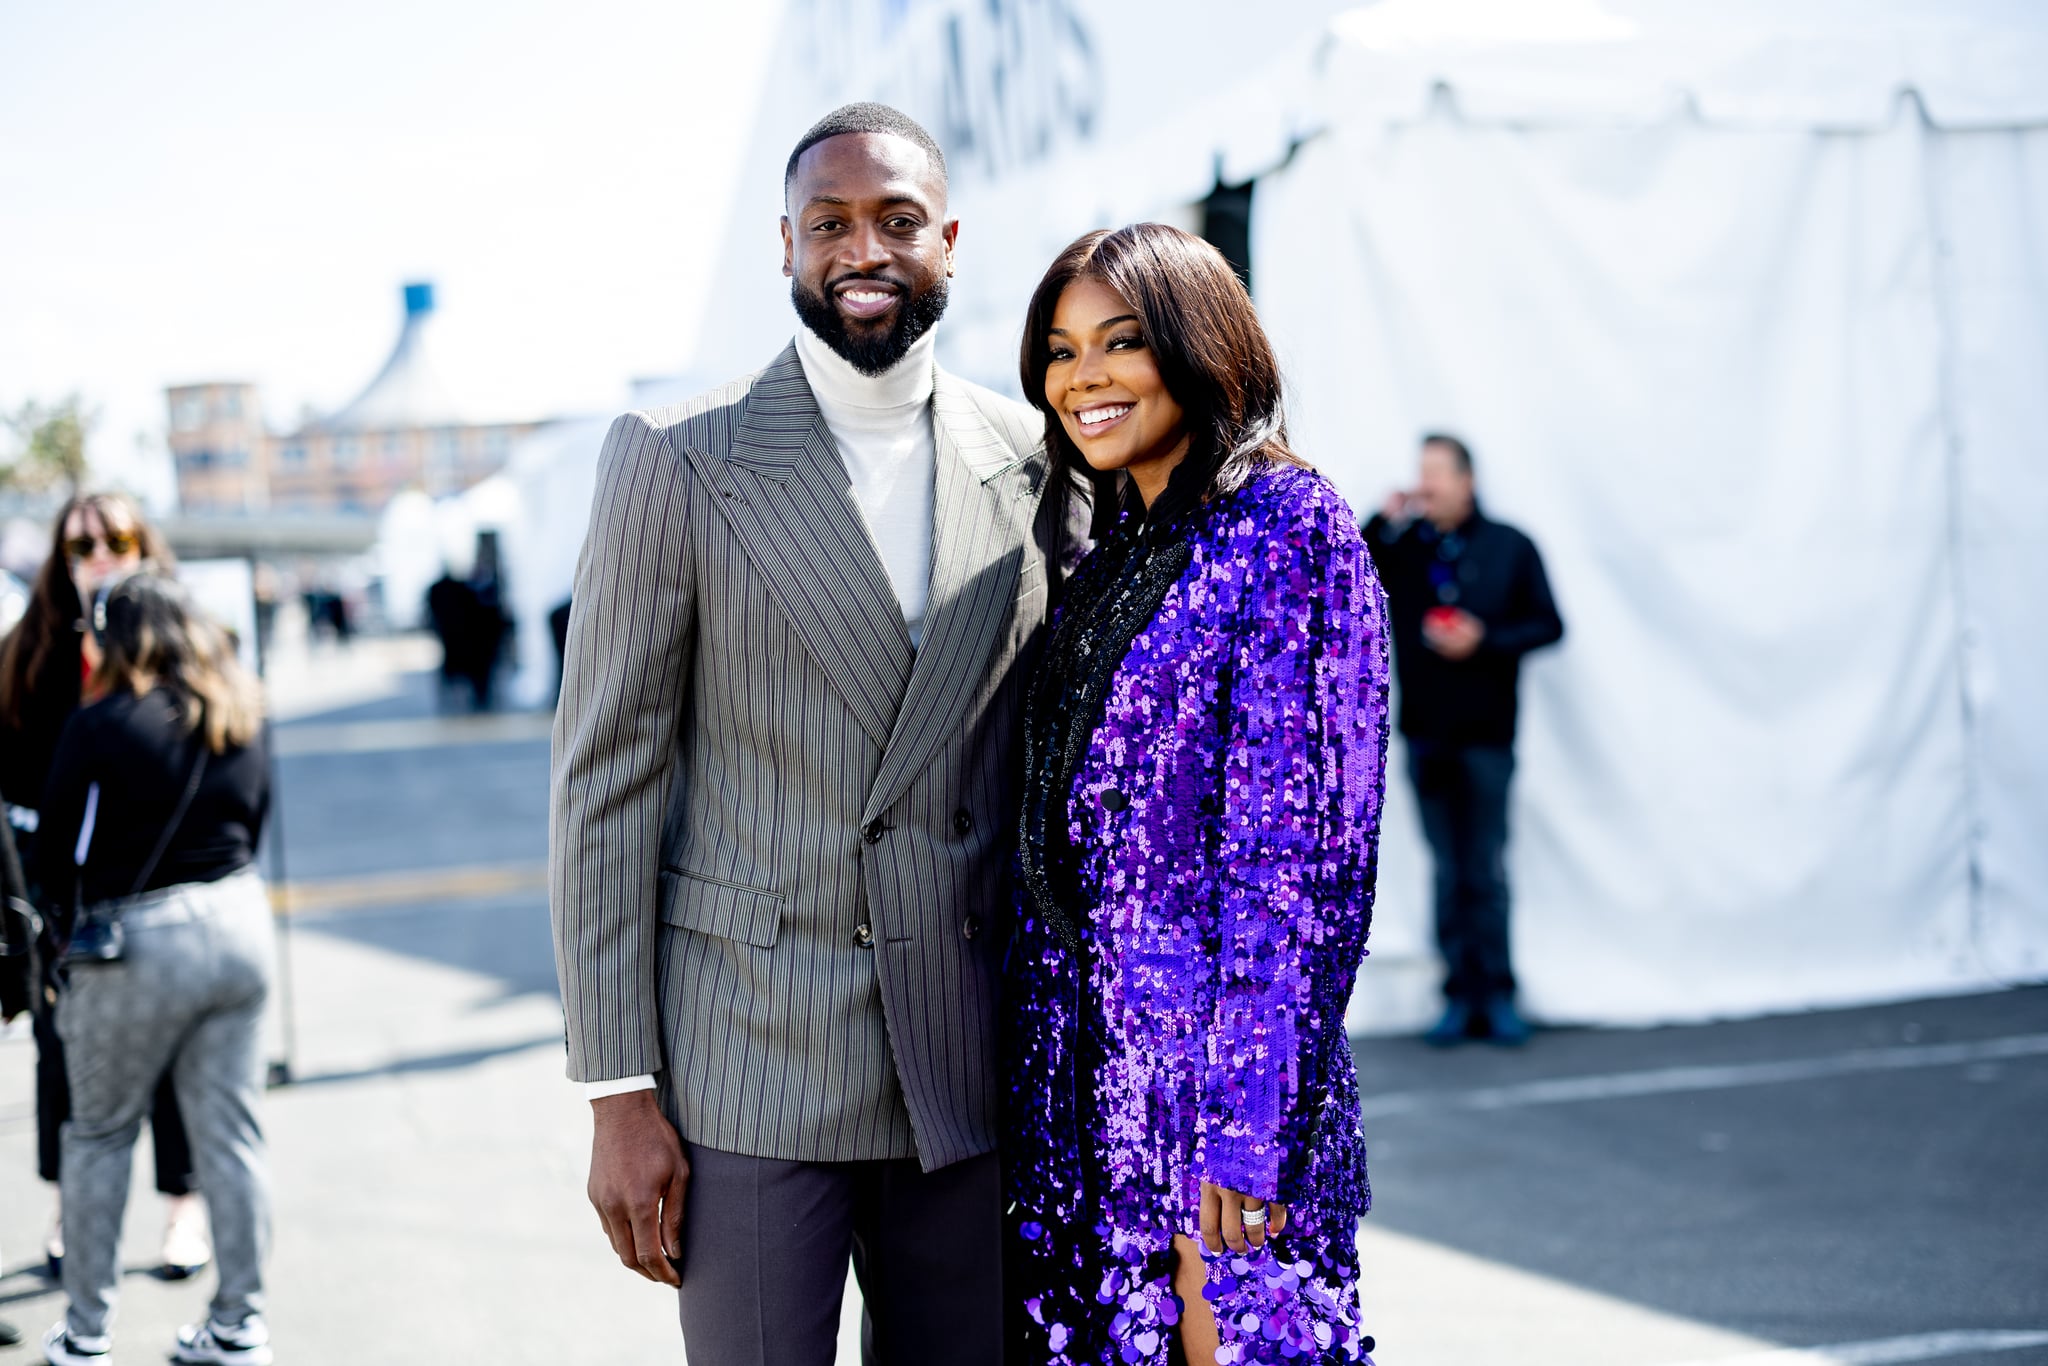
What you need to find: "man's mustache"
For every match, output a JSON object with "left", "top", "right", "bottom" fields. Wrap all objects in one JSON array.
[{"left": 826, "top": 271, "right": 910, "bottom": 294}]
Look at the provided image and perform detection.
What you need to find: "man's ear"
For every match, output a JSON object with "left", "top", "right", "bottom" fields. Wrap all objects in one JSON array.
[
  {"left": 781, "top": 216, "right": 794, "bottom": 278},
  {"left": 942, "top": 218, "right": 960, "bottom": 278}
]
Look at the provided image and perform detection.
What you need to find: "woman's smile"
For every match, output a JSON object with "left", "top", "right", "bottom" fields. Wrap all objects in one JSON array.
[{"left": 1071, "top": 402, "right": 1134, "bottom": 434}]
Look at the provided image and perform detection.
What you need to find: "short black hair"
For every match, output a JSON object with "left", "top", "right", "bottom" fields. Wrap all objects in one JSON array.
[
  {"left": 784, "top": 102, "right": 947, "bottom": 198},
  {"left": 1421, "top": 432, "right": 1474, "bottom": 475}
]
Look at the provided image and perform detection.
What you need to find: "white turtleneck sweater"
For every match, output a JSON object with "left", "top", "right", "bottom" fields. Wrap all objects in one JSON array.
[
  {"left": 579, "top": 326, "right": 941, "bottom": 1103},
  {"left": 793, "top": 324, "right": 937, "bottom": 647}
]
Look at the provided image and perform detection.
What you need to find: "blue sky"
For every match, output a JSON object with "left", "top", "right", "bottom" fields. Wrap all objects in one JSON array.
[{"left": 0, "top": 0, "right": 782, "bottom": 506}]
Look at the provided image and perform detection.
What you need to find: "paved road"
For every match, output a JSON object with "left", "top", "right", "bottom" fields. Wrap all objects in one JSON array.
[{"left": 2, "top": 660, "right": 2041, "bottom": 1364}]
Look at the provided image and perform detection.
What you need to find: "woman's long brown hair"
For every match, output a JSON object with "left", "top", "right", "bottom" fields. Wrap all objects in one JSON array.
[
  {"left": 1019, "top": 222, "right": 1305, "bottom": 538},
  {"left": 0, "top": 492, "right": 174, "bottom": 729},
  {"left": 91, "top": 572, "right": 262, "bottom": 754}
]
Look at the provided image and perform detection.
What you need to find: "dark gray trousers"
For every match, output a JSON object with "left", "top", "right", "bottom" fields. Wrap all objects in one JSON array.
[
  {"left": 675, "top": 1141, "right": 1002, "bottom": 1366},
  {"left": 1409, "top": 740, "right": 1519, "bottom": 1004}
]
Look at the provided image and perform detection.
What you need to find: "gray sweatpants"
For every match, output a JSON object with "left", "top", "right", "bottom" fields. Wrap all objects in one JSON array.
[{"left": 57, "top": 868, "right": 273, "bottom": 1342}]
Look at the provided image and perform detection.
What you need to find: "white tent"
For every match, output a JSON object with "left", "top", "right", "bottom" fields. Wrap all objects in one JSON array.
[
  {"left": 659, "top": 0, "right": 2048, "bottom": 1029},
  {"left": 1240, "top": 0, "right": 2048, "bottom": 1028}
]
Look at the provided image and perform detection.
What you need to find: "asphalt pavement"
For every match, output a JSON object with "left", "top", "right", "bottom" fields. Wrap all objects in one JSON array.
[{"left": 1, "top": 641, "right": 2041, "bottom": 1364}]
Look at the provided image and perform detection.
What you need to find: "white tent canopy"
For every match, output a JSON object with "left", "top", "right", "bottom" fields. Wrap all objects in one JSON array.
[
  {"left": 626, "top": 0, "right": 2044, "bottom": 1031},
  {"left": 1238, "top": 0, "right": 2048, "bottom": 1028}
]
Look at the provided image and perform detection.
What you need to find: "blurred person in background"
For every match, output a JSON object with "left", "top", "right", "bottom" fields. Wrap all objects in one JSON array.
[
  {"left": 0, "top": 493, "right": 210, "bottom": 1281},
  {"left": 463, "top": 532, "right": 511, "bottom": 710},
  {"left": 424, "top": 565, "right": 478, "bottom": 711},
  {"left": 1364, "top": 434, "right": 1563, "bottom": 1046},
  {"left": 3, "top": 668, "right": 35, "bottom": 1352},
  {"left": 34, "top": 572, "right": 275, "bottom": 1366}
]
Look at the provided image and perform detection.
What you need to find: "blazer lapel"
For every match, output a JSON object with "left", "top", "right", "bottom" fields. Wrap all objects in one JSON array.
[
  {"left": 863, "top": 373, "right": 1042, "bottom": 822},
  {"left": 701, "top": 345, "right": 915, "bottom": 747}
]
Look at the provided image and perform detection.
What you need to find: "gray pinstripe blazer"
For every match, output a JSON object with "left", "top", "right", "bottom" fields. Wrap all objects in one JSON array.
[{"left": 550, "top": 343, "right": 1066, "bottom": 1171}]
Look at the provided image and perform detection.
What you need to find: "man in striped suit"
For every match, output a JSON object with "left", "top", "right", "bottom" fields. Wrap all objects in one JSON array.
[{"left": 550, "top": 103, "right": 1070, "bottom": 1363}]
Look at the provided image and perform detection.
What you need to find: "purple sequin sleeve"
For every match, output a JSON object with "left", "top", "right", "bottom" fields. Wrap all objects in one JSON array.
[{"left": 1196, "top": 491, "right": 1390, "bottom": 1201}]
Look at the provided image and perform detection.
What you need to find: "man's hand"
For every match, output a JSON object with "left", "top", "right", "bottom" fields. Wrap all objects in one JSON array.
[
  {"left": 1380, "top": 489, "right": 1421, "bottom": 523},
  {"left": 1424, "top": 607, "right": 1486, "bottom": 661},
  {"left": 588, "top": 1090, "right": 689, "bottom": 1286},
  {"left": 1199, "top": 1180, "right": 1289, "bottom": 1256}
]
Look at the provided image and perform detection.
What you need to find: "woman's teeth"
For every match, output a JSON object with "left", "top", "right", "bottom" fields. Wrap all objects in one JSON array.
[{"left": 1077, "top": 405, "right": 1131, "bottom": 427}]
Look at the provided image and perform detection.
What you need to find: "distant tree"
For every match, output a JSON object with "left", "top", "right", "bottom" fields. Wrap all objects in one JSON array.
[{"left": 1, "top": 395, "right": 96, "bottom": 497}]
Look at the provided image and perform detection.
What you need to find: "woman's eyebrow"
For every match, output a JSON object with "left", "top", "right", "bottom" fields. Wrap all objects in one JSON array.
[{"left": 1047, "top": 314, "right": 1139, "bottom": 340}]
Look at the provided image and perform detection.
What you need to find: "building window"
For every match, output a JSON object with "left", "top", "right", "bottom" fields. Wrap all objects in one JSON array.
[
  {"left": 182, "top": 448, "right": 216, "bottom": 469},
  {"left": 382, "top": 431, "right": 403, "bottom": 459},
  {"left": 278, "top": 443, "right": 306, "bottom": 467},
  {"left": 174, "top": 396, "right": 207, "bottom": 431},
  {"left": 334, "top": 436, "right": 361, "bottom": 469}
]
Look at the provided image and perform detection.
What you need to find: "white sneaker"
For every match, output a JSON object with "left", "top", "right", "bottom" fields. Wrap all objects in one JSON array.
[
  {"left": 159, "top": 1197, "right": 211, "bottom": 1279},
  {"left": 40, "top": 1320, "right": 112, "bottom": 1364},
  {"left": 44, "top": 1200, "right": 64, "bottom": 1279},
  {"left": 170, "top": 1317, "right": 272, "bottom": 1366}
]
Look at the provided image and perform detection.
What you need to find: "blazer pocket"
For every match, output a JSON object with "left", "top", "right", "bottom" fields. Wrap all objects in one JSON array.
[{"left": 658, "top": 869, "right": 783, "bottom": 949}]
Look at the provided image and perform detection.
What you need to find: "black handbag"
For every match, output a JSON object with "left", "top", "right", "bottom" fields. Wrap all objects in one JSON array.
[{"left": 59, "top": 740, "right": 209, "bottom": 968}]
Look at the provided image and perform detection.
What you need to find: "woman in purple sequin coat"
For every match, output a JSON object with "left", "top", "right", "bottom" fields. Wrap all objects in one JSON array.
[{"left": 1005, "top": 223, "right": 1392, "bottom": 1366}]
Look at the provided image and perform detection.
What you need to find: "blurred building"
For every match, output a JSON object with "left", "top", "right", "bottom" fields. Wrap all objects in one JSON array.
[{"left": 166, "top": 283, "right": 541, "bottom": 515}]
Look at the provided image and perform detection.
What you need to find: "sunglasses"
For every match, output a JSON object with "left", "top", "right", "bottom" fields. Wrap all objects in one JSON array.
[{"left": 65, "top": 530, "right": 140, "bottom": 559}]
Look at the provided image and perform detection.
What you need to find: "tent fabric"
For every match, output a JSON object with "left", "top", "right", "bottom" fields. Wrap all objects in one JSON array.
[
  {"left": 1253, "top": 100, "right": 2048, "bottom": 1030},
  {"left": 1318, "top": 0, "right": 2048, "bottom": 132},
  {"left": 1937, "top": 129, "right": 2048, "bottom": 986}
]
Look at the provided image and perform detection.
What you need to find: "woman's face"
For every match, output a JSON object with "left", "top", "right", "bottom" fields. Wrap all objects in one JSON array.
[
  {"left": 1043, "top": 275, "right": 1190, "bottom": 508},
  {"left": 64, "top": 504, "right": 142, "bottom": 601}
]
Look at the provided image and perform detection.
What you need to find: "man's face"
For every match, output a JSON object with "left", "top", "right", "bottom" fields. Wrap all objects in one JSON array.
[
  {"left": 783, "top": 131, "right": 957, "bottom": 376},
  {"left": 1417, "top": 441, "right": 1475, "bottom": 528}
]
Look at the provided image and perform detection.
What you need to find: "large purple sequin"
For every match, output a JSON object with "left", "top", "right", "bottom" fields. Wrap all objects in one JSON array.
[{"left": 1005, "top": 466, "right": 1392, "bottom": 1366}]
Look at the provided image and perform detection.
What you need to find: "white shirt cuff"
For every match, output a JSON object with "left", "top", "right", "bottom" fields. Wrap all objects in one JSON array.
[{"left": 582, "top": 1074, "right": 658, "bottom": 1100}]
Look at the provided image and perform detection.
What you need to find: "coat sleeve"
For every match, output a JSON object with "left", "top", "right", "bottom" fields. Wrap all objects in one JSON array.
[
  {"left": 1478, "top": 531, "right": 1564, "bottom": 658},
  {"left": 1197, "top": 489, "right": 1391, "bottom": 1201},
  {"left": 549, "top": 412, "right": 697, "bottom": 1083}
]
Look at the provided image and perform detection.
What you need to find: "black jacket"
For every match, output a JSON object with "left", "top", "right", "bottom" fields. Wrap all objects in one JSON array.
[
  {"left": 36, "top": 689, "right": 269, "bottom": 913},
  {"left": 1362, "top": 505, "right": 1564, "bottom": 746}
]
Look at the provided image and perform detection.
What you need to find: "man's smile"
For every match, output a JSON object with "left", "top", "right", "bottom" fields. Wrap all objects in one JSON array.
[{"left": 834, "top": 280, "right": 902, "bottom": 320}]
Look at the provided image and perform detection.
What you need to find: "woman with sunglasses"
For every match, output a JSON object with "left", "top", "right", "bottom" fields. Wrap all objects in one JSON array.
[
  {"left": 0, "top": 494, "right": 210, "bottom": 1283},
  {"left": 32, "top": 570, "right": 275, "bottom": 1366},
  {"left": 1004, "top": 224, "right": 1389, "bottom": 1365}
]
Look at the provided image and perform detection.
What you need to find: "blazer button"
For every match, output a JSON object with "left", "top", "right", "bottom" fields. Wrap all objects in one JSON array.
[
  {"left": 962, "top": 914, "right": 981, "bottom": 941},
  {"left": 953, "top": 808, "right": 973, "bottom": 836},
  {"left": 1100, "top": 788, "right": 1129, "bottom": 813},
  {"left": 862, "top": 818, "right": 886, "bottom": 845},
  {"left": 853, "top": 923, "right": 874, "bottom": 950}
]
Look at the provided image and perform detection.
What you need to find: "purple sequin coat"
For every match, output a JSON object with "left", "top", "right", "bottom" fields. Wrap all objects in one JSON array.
[{"left": 1005, "top": 465, "right": 1391, "bottom": 1365}]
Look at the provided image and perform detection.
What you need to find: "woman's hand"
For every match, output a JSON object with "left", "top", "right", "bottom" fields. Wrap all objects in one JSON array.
[{"left": 1199, "top": 1180, "right": 1288, "bottom": 1255}]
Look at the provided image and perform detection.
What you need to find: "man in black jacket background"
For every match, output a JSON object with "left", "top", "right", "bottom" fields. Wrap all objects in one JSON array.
[{"left": 1364, "top": 433, "right": 1564, "bottom": 1046}]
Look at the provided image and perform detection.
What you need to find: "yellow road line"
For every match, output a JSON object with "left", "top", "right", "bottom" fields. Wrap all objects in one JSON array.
[
  {"left": 271, "top": 864, "right": 548, "bottom": 914},
  {"left": 273, "top": 712, "right": 554, "bottom": 757}
]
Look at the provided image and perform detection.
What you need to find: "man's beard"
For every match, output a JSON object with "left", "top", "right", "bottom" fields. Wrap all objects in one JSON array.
[{"left": 792, "top": 273, "right": 950, "bottom": 377}]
